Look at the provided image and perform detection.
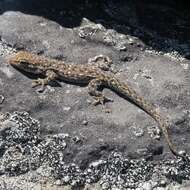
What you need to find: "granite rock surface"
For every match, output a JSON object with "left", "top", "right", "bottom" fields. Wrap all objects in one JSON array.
[{"left": 0, "top": 0, "right": 190, "bottom": 189}]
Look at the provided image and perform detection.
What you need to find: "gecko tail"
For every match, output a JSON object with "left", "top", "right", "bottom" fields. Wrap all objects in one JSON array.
[
  {"left": 155, "top": 115, "right": 187, "bottom": 159},
  {"left": 107, "top": 77, "right": 186, "bottom": 159}
]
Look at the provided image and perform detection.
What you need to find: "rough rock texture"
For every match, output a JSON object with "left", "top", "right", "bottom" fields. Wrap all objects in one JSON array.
[{"left": 0, "top": 0, "right": 190, "bottom": 189}]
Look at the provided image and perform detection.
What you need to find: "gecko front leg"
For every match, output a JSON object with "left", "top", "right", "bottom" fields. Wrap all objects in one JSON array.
[{"left": 32, "top": 70, "right": 58, "bottom": 91}]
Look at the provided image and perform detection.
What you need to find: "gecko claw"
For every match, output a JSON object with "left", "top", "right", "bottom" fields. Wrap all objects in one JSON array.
[
  {"left": 32, "top": 78, "right": 43, "bottom": 87},
  {"left": 32, "top": 78, "right": 47, "bottom": 92},
  {"left": 92, "top": 96, "right": 113, "bottom": 106}
]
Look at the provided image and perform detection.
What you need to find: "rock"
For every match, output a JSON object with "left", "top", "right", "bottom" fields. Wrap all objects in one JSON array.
[{"left": 0, "top": 0, "right": 190, "bottom": 189}]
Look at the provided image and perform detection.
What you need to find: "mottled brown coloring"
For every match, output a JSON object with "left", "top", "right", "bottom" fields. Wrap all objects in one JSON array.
[{"left": 8, "top": 51, "right": 186, "bottom": 158}]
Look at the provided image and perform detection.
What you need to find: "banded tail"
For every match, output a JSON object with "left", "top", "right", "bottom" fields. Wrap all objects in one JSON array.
[{"left": 106, "top": 76, "right": 183, "bottom": 157}]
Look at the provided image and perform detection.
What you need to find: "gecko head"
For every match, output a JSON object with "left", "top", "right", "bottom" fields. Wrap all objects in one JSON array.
[{"left": 8, "top": 51, "right": 45, "bottom": 74}]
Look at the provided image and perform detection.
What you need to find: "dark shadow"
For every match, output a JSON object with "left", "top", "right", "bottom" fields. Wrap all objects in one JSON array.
[
  {"left": 1, "top": 0, "right": 190, "bottom": 59},
  {"left": 10, "top": 65, "right": 62, "bottom": 88},
  {"left": 10, "top": 64, "right": 89, "bottom": 88}
]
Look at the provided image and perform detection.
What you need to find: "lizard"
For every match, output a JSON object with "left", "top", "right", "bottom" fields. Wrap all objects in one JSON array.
[{"left": 8, "top": 51, "right": 186, "bottom": 158}]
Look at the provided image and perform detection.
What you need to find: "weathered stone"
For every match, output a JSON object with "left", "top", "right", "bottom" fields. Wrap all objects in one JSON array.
[{"left": 0, "top": 0, "right": 190, "bottom": 189}]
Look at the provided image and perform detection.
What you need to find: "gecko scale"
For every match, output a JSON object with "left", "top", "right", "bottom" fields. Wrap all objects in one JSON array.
[{"left": 8, "top": 51, "right": 185, "bottom": 158}]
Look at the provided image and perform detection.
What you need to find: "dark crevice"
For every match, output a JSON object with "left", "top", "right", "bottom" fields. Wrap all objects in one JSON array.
[{"left": 0, "top": 0, "right": 190, "bottom": 59}]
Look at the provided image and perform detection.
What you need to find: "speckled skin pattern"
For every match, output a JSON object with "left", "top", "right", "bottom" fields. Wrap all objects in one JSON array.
[{"left": 8, "top": 51, "right": 185, "bottom": 158}]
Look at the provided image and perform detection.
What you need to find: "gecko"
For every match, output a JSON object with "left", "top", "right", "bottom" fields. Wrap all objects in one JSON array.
[{"left": 8, "top": 51, "right": 186, "bottom": 158}]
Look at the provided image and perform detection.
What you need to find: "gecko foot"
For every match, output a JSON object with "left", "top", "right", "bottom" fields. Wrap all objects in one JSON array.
[
  {"left": 32, "top": 78, "right": 44, "bottom": 87},
  {"left": 92, "top": 95, "right": 113, "bottom": 106},
  {"left": 32, "top": 78, "right": 48, "bottom": 92}
]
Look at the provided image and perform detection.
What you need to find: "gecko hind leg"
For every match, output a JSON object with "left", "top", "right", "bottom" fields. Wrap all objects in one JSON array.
[{"left": 88, "top": 79, "right": 113, "bottom": 107}]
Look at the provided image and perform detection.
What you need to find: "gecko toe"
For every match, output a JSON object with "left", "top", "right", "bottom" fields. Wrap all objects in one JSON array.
[
  {"left": 92, "top": 95, "right": 113, "bottom": 106},
  {"left": 32, "top": 78, "right": 42, "bottom": 87}
]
